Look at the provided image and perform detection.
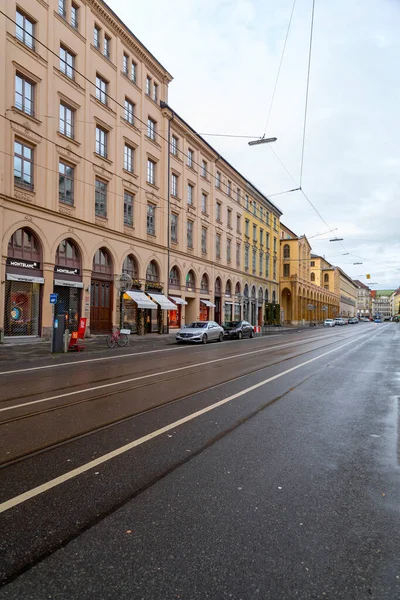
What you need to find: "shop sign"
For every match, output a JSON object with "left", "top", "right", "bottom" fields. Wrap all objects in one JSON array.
[
  {"left": 6, "top": 258, "right": 40, "bottom": 270},
  {"left": 54, "top": 266, "right": 80, "bottom": 275}
]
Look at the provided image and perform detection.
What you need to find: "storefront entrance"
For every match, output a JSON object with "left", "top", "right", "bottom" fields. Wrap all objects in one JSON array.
[
  {"left": 90, "top": 248, "right": 113, "bottom": 334},
  {"left": 54, "top": 240, "right": 82, "bottom": 332},
  {"left": 54, "top": 285, "right": 81, "bottom": 332}
]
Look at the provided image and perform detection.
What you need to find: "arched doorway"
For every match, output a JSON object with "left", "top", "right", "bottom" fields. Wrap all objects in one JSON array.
[
  {"left": 251, "top": 285, "right": 257, "bottom": 325},
  {"left": 90, "top": 247, "right": 113, "bottom": 334},
  {"left": 281, "top": 288, "right": 292, "bottom": 323},
  {"left": 214, "top": 277, "right": 222, "bottom": 324},
  {"left": 258, "top": 287, "right": 264, "bottom": 326},
  {"left": 199, "top": 273, "right": 210, "bottom": 321},
  {"left": 234, "top": 282, "right": 241, "bottom": 320},
  {"left": 4, "top": 227, "right": 43, "bottom": 337},
  {"left": 54, "top": 238, "right": 82, "bottom": 332},
  {"left": 168, "top": 266, "right": 182, "bottom": 328},
  {"left": 122, "top": 254, "right": 140, "bottom": 332},
  {"left": 243, "top": 284, "right": 249, "bottom": 321},
  {"left": 145, "top": 260, "right": 161, "bottom": 333},
  {"left": 224, "top": 279, "right": 233, "bottom": 322}
]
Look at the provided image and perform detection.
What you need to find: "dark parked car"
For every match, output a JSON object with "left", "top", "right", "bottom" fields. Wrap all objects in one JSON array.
[{"left": 223, "top": 320, "right": 254, "bottom": 340}]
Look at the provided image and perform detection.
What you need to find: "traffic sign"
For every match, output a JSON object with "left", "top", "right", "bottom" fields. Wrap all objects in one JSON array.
[{"left": 50, "top": 293, "right": 58, "bottom": 304}]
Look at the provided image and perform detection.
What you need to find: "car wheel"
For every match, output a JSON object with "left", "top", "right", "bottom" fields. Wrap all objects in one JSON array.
[
  {"left": 202, "top": 334, "right": 208, "bottom": 344},
  {"left": 237, "top": 331, "right": 243, "bottom": 340},
  {"left": 218, "top": 332, "right": 223, "bottom": 342},
  {"left": 250, "top": 329, "right": 254, "bottom": 338}
]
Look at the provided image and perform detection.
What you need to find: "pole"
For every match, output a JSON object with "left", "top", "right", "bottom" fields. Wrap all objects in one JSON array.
[{"left": 166, "top": 110, "right": 173, "bottom": 334}]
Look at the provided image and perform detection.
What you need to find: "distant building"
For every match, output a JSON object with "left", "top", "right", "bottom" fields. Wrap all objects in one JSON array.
[
  {"left": 389, "top": 288, "right": 400, "bottom": 317},
  {"left": 371, "top": 290, "right": 395, "bottom": 320},
  {"left": 353, "top": 280, "right": 372, "bottom": 319}
]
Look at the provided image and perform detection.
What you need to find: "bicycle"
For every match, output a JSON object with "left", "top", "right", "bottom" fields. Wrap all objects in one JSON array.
[{"left": 106, "top": 327, "right": 130, "bottom": 348}]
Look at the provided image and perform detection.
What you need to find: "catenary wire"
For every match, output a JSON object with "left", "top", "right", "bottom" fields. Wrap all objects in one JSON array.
[{"left": 299, "top": 0, "right": 316, "bottom": 188}]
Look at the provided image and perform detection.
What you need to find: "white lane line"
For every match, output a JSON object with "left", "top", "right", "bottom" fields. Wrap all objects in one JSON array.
[
  {"left": 0, "top": 334, "right": 365, "bottom": 414},
  {"left": 0, "top": 333, "right": 375, "bottom": 513}
]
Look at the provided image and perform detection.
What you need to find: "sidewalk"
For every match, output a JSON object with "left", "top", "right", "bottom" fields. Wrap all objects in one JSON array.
[{"left": 0, "top": 324, "right": 322, "bottom": 369}]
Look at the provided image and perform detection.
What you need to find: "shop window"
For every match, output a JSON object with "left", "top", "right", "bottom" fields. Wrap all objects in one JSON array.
[
  {"left": 146, "top": 260, "right": 159, "bottom": 282},
  {"left": 93, "top": 247, "right": 112, "bottom": 275},
  {"left": 186, "top": 270, "right": 195, "bottom": 291},
  {"left": 56, "top": 239, "right": 81, "bottom": 269},
  {"left": 8, "top": 227, "right": 41, "bottom": 262},
  {"left": 226, "top": 280, "right": 232, "bottom": 296},
  {"left": 201, "top": 274, "right": 209, "bottom": 292},
  {"left": 122, "top": 254, "right": 138, "bottom": 280},
  {"left": 169, "top": 266, "right": 180, "bottom": 288}
]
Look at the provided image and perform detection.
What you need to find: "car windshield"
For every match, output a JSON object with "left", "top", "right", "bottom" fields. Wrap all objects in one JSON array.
[
  {"left": 225, "top": 321, "right": 240, "bottom": 328},
  {"left": 187, "top": 322, "right": 208, "bottom": 329}
]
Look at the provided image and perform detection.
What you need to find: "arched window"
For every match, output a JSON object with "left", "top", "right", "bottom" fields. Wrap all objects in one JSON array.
[
  {"left": 258, "top": 288, "right": 263, "bottom": 303},
  {"left": 324, "top": 273, "right": 329, "bottom": 283},
  {"left": 93, "top": 248, "right": 112, "bottom": 275},
  {"left": 272, "top": 290, "right": 276, "bottom": 303},
  {"left": 283, "top": 244, "right": 290, "bottom": 259},
  {"left": 201, "top": 274, "right": 209, "bottom": 292},
  {"left": 146, "top": 260, "right": 159, "bottom": 282},
  {"left": 244, "top": 284, "right": 249, "bottom": 298},
  {"left": 225, "top": 280, "right": 232, "bottom": 296},
  {"left": 251, "top": 285, "right": 256, "bottom": 299},
  {"left": 56, "top": 239, "right": 81, "bottom": 271},
  {"left": 122, "top": 254, "right": 138, "bottom": 279},
  {"left": 186, "top": 269, "right": 195, "bottom": 290},
  {"left": 8, "top": 228, "right": 41, "bottom": 262},
  {"left": 235, "top": 282, "right": 241, "bottom": 296},
  {"left": 169, "top": 266, "right": 180, "bottom": 288},
  {"left": 215, "top": 277, "right": 222, "bottom": 294},
  {"left": 311, "top": 272, "right": 315, "bottom": 282},
  {"left": 265, "top": 289, "right": 269, "bottom": 303}
]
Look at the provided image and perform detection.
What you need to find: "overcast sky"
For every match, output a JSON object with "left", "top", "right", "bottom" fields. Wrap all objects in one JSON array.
[{"left": 108, "top": 0, "right": 400, "bottom": 290}]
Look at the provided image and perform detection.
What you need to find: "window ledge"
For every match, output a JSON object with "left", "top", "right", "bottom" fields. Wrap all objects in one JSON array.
[
  {"left": 146, "top": 182, "right": 159, "bottom": 191},
  {"left": 54, "top": 67, "right": 85, "bottom": 93},
  {"left": 187, "top": 165, "right": 197, "bottom": 175},
  {"left": 145, "top": 135, "right": 162, "bottom": 150},
  {"left": 57, "top": 131, "right": 81, "bottom": 147},
  {"left": 123, "top": 168, "right": 137, "bottom": 179},
  {"left": 94, "top": 152, "right": 113, "bottom": 165},
  {"left": 11, "top": 106, "right": 42, "bottom": 126},
  {"left": 95, "top": 215, "right": 108, "bottom": 225},
  {"left": 120, "top": 116, "right": 141, "bottom": 135},
  {"left": 54, "top": 11, "right": 86, "bottom": 42},
  {"left": 147, "top": 232, "right": 156, "bottom": 239},
  {"left": 120, "top": 71, "right": 142, "bottom": 92},
  {"left": 90, "top": 95, "right": 117, "bottom": 116},
  {"left": 90, "top": 44, "right": 117, "bottom": 70}
]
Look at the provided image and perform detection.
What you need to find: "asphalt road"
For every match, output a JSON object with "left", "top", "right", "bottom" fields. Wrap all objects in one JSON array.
[{"left": 0, "top": 323, "right": 399, "bottom": 599}]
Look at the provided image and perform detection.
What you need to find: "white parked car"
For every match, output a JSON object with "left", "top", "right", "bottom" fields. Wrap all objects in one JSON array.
[
  {"left": 176, "top": 321, "right": 224, "bottom": 344},
  {"left": 334, "top": 318, "right": 345, "bottom": 326},
  {"left": 323, "top": 319, "right": 335, "bottom": 327}
]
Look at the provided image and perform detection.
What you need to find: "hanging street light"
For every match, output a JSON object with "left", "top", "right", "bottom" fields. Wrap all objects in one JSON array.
[
  {"left": 248, "top": 136, "right": 278, "bottom": 146},
  {"left": 329, "top": 237, "right": 344, "bottom": 242}
]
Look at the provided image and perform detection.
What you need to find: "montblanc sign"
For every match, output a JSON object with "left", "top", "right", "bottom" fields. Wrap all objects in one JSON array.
[
  {"left": 54, "top": 266, "right": 80, "bottom": 276},
  {"left": 6, "top": 258, "right": 40, "bottom": 269}
]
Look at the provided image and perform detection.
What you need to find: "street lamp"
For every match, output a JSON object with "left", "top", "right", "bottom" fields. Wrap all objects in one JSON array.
[
  {"left": 329, "top": 237, "right": 344, "bottom": 242},
  {"left": 353, "top": 262, "right": 363, "bottom": 265},
  {"left": 248, "top": 136, "right": 277, "bottom": 146}
]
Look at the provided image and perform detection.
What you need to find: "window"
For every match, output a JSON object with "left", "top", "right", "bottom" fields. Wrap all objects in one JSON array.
[
  {"left": 171, "top": 136, "right": 178, "bottom": 156},
  {"left": 147, "top": 204, "right": 155, "bottom": 234},
  {"left": 283, "top": 264, "right": 290, "bottom": 277},
  {"left": 245, "top": 194, "right": 249, "bottom": 210},
  {"left": 123, "top": 192, "right": 134, "bottom": 226},
  {"left": 273, "top": 237, "right": 277, "bottom": 252},
  {"left": 124, "top": 144, "right": 134, "bottom": 173},
  {"left": 16, "top": 10, "right": 34, "bottom": 49},
  {"left": 153, "top": 83, "right": 158, "bottom": 102},
  {"left": 95, "top": 126, "right": 107, "bottom": 157},
  {"left": 187, "top": 149, "right": 194, "bottom": 168},
  {"left": 216, "top": 234, "right": 221, "bottom": 259},
  {"left": 201, "top": 193, "right": 207, "bottom": 213},
  {"left": 201, "top": 274, "right": 209, "bottom": 292},
  {"left": 236, "top": 187, "right": 241, "bottom": 203},
  {"left": 252, "top": 200, "right": 257, "bottom": 215},
  {"left": 311, "top": 272, "right": 315, "bottom": 282},
  {"left": 58, "top": 161, "right": 74, "bottom": 205},
  {"left": 245, "top": 245, "right": 249, "bottom": 270},
  {"left": 265, "top": 254, "right": 270, "bottom": 278},
  {"left": 252, "top": 249, "right": 256, "bottom": 273},
  {"left": 236, "top": 214, "right": 241, "bottom": 233},
  {"left": 95, "top": 179, "right": 107, "bottom": 217},
  {"left": 283, "top": 244, "right": 290, "bottom": 259},
  {"left": 259, "top": 251, "right": 263, "bottom": 275},
  {"left": 94, "top": 25, "right": 100, "bottom": 49},
  {"left": 95, "top": 75, "right": 107, "bottom": 104},
  {"left": 146, "top": 76, "right": 151, "bottom": 96},
  {"left": 227, "top": 181, "right": 231, "bottom": 196},
  {"left": 15, "top": 74, "right": 34, "bottom": 116},
  {"left": 103, "top": 34, "right": 110, "bottom": 59},
  {"left": 227, "top": 238, "right": 231, "bottom": 262},
  {"left": 260, "top": 206, "right": 264, "bottom": 221},
  {"left": 253, "top": 224, "right": 257, "bottom": 241},
  {"left": 266, "top": 232, "right": 270, "bottom": 249},
  {"left": 171, "top": 173, "right": 178, "bottom": 197},
  {"left": 324, "top": 273, "right": 329, "bottom": 283},
  {"left": 59, "top": 103, "right": 74, "bottom": 138},
  {"left": 187, "top": 184, "right": 194, "bottom": 205},
  {"left": 245, "top": 219, "right": 249, "bottom": 237},
  {"left": 201, "top": 227, "right": 207, "bottom": 253},
  {"left": 310, "top": 261, "right": 315, "bottom": 267},
  {"left": 201, "top": 160, "right": 207, "bottom": 177},
  {"left": 123, "top": 53, "right": 128, "bottom": 74},
  {"left": 147, "top": 159, "right": 155, "bottom": 185},
  {"left": 216, "top": 201, "right": 221, "bottom": 221},
  {"left": 124, "top": 98, "right": 134, "bottom": 124},
  {"left": 236, "top": 243, "right": 241, "bottom": 267},
  {"left": 273, "top": 257, "right": 277, "bottom": 280},
  {"left": 171, "top": 213, "right": 178, "bottom": 242},
  {"left": 58, "top": 0, "right": 66, "bottom": 17},
  {"left": 60, "top": 46, "right": 74, "bottom": 79},
  {"left": 71, "top": 3, "right": 78, "bottom": 29},
  {"left": 274, "top": 216, "right": 277, "bottom": 230},
  {"left": 216, "top": 171, "right": 221, "bottom": 188},
  {"left": 187, "top": 220, "right": 193, "bottom": 248},
  {"left": 266, "top": 211, "right": 270, "bottom": 226},
  {"left": 14, "top": 141, "right": 33, "bottom": 189},
  {"left": 227, "top": 208, "right": 232, "bottom": 228},
  {"left": 131, "top": 61, "right": 137, "bottom": 83},
  {"left": 147, "top": 118, "right": 156, "bottom": 141},
  {"left": 260, "top": 229, "right": 264, "bottom": 246}
]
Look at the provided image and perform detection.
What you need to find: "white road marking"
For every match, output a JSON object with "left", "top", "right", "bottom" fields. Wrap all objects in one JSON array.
[
  {"left": 0, "top": 334, "right": 366, "bottom": 413},
  {"left": 0, "top": 333, "right": 376, "bottom": 513}
]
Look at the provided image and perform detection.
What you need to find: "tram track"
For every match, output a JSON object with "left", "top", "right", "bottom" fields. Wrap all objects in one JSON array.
[{"left": 0, "top": 330, "right": 371, "bottom": 469}]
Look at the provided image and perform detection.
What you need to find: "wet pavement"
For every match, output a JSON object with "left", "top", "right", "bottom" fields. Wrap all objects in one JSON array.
[{"left": 1, "top": 323, "right": 398, "bottom": 599}]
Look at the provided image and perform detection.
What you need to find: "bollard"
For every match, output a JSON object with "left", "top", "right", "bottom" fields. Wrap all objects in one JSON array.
[
  {"left": 63, "top": 329, "right": 70, "bottom": 353},
  {"left": 0, "top": 328, "right": 4, "bottom": 344}
]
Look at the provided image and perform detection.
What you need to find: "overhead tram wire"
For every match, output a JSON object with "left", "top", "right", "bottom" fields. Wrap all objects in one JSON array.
[{"left": 299, "top": 0, "right": 316, "bottom": 189}]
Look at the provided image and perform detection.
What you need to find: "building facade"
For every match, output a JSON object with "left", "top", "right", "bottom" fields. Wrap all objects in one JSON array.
[
  {"left": 390, "top": 288, "right": 400, "bottom": 317},
  {"left": 353, "top": 279, "right": 372, "bottom": 319},
  {"left": 0, "top": 0, "right": 282, "bottom": 339},
  {"left": 371, "top": 290, "right": 394, "bottom": 320}
]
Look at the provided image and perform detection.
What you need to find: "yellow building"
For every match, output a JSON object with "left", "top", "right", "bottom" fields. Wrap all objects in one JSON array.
[
  {"left": 279, "top": 225, "right": 340, "bottom": 324},
  {"left": 311, "top": 257, "right": 357, "bottom": 318},
  {"left": 242, "top": 189, "right": 281, "bottom": 325}
]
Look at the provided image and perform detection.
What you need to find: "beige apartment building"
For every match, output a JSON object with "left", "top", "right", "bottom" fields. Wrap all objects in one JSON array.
[
  {"left": 353, "top": 279, "right": 372, "bottom": 318},
  {"left": 310, "top": 255, "right": 357, "bottom": 318},
  {"left": 0, "top": 0, "right": 282, "bottom": 339}
]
